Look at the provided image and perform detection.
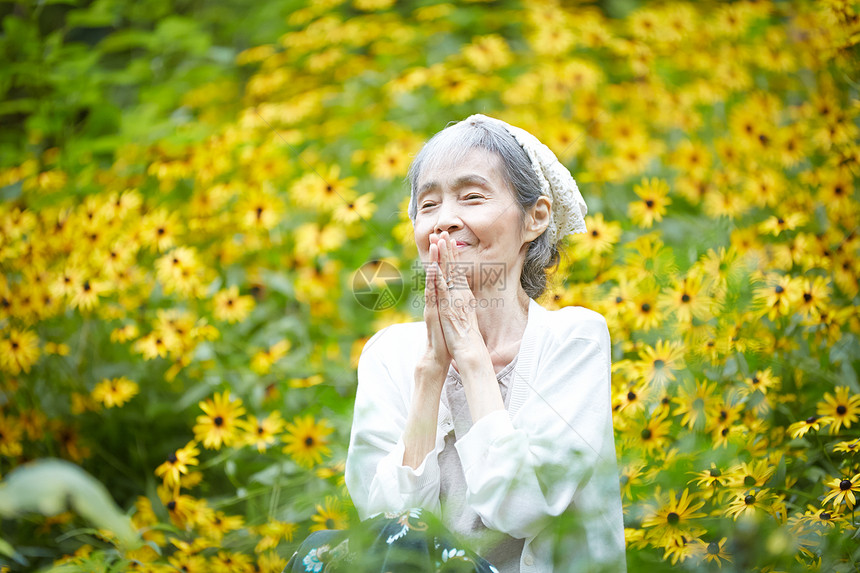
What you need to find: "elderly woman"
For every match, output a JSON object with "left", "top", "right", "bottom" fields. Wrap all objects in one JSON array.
[{"left": 288, "top": 115, "right": 625, "bottom": 572}]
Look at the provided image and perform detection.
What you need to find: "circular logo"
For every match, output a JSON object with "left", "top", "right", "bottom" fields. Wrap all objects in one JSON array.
[{"left": 351, "top": 260, "right": 405, "bottom": 311}]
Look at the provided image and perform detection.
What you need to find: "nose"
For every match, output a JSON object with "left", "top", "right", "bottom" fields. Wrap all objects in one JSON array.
[{"left": 432, "top": 199, "right": 462, "bottom": 236}]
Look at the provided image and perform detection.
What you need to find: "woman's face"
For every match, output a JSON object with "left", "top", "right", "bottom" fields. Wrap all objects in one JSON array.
[{"left": 413, "top": 148, "right": 527, "bottom": 289}]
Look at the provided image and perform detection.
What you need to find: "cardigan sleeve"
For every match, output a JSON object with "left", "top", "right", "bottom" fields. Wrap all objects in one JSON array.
[
  {"left": 454, "top": 314, "right": 623, "bottom": 557},
  {"left": 344, "top": 327, "right": 444, "bottom": 520}
]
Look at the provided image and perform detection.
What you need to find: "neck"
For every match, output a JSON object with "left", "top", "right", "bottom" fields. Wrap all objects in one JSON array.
[{"left": 470, "top": 276, "right": 531, "bottom": 356}]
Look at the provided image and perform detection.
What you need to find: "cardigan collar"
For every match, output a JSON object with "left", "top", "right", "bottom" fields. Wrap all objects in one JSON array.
[{"left": 436, "top": 298, "right": 547, "bottom": 428}]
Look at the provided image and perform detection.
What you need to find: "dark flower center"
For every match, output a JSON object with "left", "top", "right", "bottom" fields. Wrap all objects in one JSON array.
[
  {"left": 167, "top": 452, "right": 178, "bottom": 464},
  {"left": 214, "top": 416, "right": 224, "bottom": 427},
  {"left": 820, "top": 512, "right": 831, "bottom": 520},
  {"left": 627, "top": 391, "right": 637, "bottom": 401},
  {"left": 325, "top": 518, "right": 336, "bottom": 529},
  {"left": 641, "top": 303, "right": 651, "bottom": 312},
  {"left": 707, "top": 541, "right": 719, "bottom": 555},
  {"left": 167, "top": 500, "right": 177, "bottom": 511},
  {"left": 775, "top": 285, "right": 784, "bottom": 294},
  {"left": 645, "top": 199, "right": 654, "bottom": 208},
  {"left": 305, "top": 436, "right": 315, "bottom": 446},
  {"left": 709, "top": 468, "right": 721, "bottom": 478},
  {"left": 653, "top": 359, "right": 665, "bottom": 369},
  {"left": 837, "top": 405, "right": 847, "bottom": 415},
  {"left": 641, "top": 428, "right": 652, "bottom": 440},
  {"left": 681, "top": 294, "right": 690, "bottom": 302},
  {"left": 744, "top": 494, "right": 756, "bottom": 505},
  {"left": 744, "top": 475, "right": 756, "bottom": 486},
  {"left": 666, "top": 512, "right": 680, "bottom": 525},
  {"left": 840, "top": 479, "right": 851, "bottom": 491},
  {"left": 803, "top": 293, "right": 812, "bottom": 302},
  {"left": 805, "top": 416, "right": 817, "bottom": 424}
]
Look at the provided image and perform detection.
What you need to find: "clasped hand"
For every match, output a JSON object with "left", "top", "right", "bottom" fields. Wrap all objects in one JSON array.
[{"left": 422, "top": 230, "right": 483, "bottom": 368}]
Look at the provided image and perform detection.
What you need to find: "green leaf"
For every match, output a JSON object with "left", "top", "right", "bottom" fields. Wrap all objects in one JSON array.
[{"left": 0, "top": 459, "right": 141, "bottom": 551}]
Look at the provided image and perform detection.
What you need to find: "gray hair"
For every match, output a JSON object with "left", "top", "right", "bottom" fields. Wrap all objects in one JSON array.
[{"left": 406, "top": 116, "right": 560, "bottom": 300}]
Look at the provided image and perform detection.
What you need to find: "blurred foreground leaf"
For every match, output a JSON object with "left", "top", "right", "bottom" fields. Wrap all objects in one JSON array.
[{"left": 0, "top": 459, "right": 141, "bottom": 551}]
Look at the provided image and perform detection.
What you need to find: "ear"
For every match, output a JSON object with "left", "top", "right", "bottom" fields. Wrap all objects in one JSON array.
[{"left": 523, "top": 196, "right": 551, "bottom": 243}]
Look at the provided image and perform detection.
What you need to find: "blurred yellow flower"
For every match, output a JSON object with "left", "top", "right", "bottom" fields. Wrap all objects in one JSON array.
[
  {"left": 282, "top": 414, "right": 333, "bottom": 468},
  {"left": 91, "top": 377, "right": 139, "bottom": 408},
  {"left": 194, "top": 391, "right": 246, "bottom": 449},
  {"left": 243, "top": 411, "right": 285, "bottom": 453},
  {"left": 0, "top": 328, "right": 40, "bottom": 374},
  {"left": 212, "top": 286, "right": 255, "bottom": 323},
  {"left": 155, "top": 441, "right": 200, "bottom": 489},
  {"left": 629, "top": 178, "right": 671, "bottom": 228},
  {"left": 310, "top": 496, "right": 349, "bottom": 531}
]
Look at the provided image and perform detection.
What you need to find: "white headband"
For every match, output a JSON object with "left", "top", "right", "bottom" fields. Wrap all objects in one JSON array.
[{"left": 465, "top": 114, "right": 588, "bottom": 245}]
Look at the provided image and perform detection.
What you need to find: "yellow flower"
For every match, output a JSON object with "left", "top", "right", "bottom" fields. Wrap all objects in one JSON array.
[
  {"left": 461, "top": 34, "right": 512, "bottom": 72},
  {"left": 210, "top": 550, "right": 254, "bottom": 573},
  {"left": 212, "top": 286, "right": 255, "bottom": 323},
  {"left": 110, "top": 324, "right": 139, "bottom": 344},
  {"left": 193, "top": 391, "right": 246, "bottom": 449},
  {"left": 672, "top": 379, "right": 718, "bottom": 431},
  {"left": 68, "top": 277, "right": 109, "bottom": 312},
  {"left": 331, "top": 192, "right": 377, "bottom": 226},
  {"left": 254, "top": 520, "right": 298, "bottom": 553},
  {"left": 727, "top": 459, "right": 776, "bottom": 492},
  {"left": 788, "top": 415, "right": 831, "bottom": 439},
  {"left": 237, "top": 187, "right": 284, "bottom": 231},
  {"left": 250, "top": 339, "right": 291, "bottom": 375},
  {"left": 257, "top": 552, "right": 289, "bottom": 573},
  {"left": 642, "top": 488, "right": 706, "bottom": 548},
  {"left": 155, "top": 246, "right": 205, "bottom": 298},
  {"left": 290, "top": 165, "right": 357, "bottom": 213},
  {"left": 0, "top": 328, "right": 40, "bottom": 374},
  {"left": 739, "top": 368, "right": 780, "bottom": 398},
  {"left": 199, "top": 511, "right": 245, "bottom": 542},
  {"left": 752, "top": 273, "right": 800, "bottom": 321},
  {"left": 816, "top": 386, "right": 860, "bottom": 434},
  {"left": 310, "top": 496, "right": 349, "bottom": 532},
  {"left": 629, "top": 177, "right": 671, "bottom": 228},
  {"left": 758, "top": 212, "right": 807, "bottom": 236},
  {"left": 243, "top": 411, "right": 285, "bottom": 453},
  {"left": 832, "top": 439, "right": 860, "bottom": 455},
  {"left": 282, "top": 414, "right": 333, "bottom": 468},
  {"left": 570, "top": 213, "right": 622, "bottom": 258},
  {"left": 795, "top": 276, "right": 830, "bottom": 321},
  {"left": 91, "top": 377, "right": 139, "bottom": 408},
  {"left": 822, "top": 474, "right": 860, "bottom": 510},
  {"left": 371, "top": 141, "right": 413, "bottom": 179},
  {"left": 0, "top": 415, "right": 23, "bottom": 456},
  {"left": 724, "top": 488, "right": 774, "bottom": 520},
  {"left": 626, "top": 409, "right": 672, "bottom": 455},
  {"left": 697, "top": 537, "right": 732, "bottom": 567},
  {"left": 139, "top": 208, "right": 183, "bottom": 252},
  {"left": 638, "top": 340, "right": 685, "bottom": 388},
  {"left": 155, "top": 441, "right": 201, "bottom": 489},
  {"left": 658, "top": 273, "right": 712, "bottom": 324}
]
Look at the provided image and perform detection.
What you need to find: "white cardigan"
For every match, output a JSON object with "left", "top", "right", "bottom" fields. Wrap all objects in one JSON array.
[{"left": 345, "top": 299, "right": 627, "bottom": 572}]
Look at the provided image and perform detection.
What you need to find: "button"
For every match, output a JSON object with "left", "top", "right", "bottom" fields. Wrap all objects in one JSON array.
[{"left": 523, "top": 554, "right": 534, "bottom": 566}]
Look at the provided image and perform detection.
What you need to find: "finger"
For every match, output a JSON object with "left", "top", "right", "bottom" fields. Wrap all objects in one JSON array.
[{"left": 438, "top": 235, "right": 449, "bottom": 280}]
